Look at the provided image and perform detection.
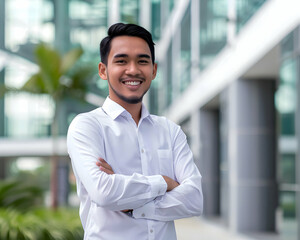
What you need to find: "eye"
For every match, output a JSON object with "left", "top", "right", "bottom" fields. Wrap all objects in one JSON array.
[
  {"left": 115, "top": 59, "right": 126, "bottom": 64},
  {"left": 139, "top": 59, "right": 149, "bottom": 64}
]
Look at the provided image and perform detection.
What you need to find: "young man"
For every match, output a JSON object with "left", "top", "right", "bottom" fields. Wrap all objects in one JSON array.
[{"left": 67, "top": 23, "right": 203, "bottom": 240}]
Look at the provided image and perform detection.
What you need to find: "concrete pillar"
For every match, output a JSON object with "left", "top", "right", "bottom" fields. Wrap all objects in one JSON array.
[
  {"left": 53, "top": 0, "right": 70, "bottom": 206},
  {"left": 199, "top": 109, "right": 220, "bottom": 217},
  {"left": 220, "top": 93, "right": 230, "bottom": 225},
  {"left": 0, "top": 158, "right": 5, "bottom": 179},
  {"left": 57, "top": 157, "right": 70, "bottom": 206},
  {"left": 222, "top": 79, "right": 277, "bottom": 232},
  {"left": 108, "top": 0, "right": 120, "bottom": 26},
  {"left": 54, "top": 0, "right": 70, "bottom": 53}
]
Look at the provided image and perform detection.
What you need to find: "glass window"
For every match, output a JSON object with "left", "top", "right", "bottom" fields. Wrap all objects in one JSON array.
[
  {"left": 149, "top": 68, "right": 161, "bottom": 115},
  {"left": 279, "top": 154, "right": 296, "bottom": 184},
  {"left": 120, "top": 0, "right": 139, "bottom": 24},
  {"left": 151, "top": 0, "right": 161, "bottom": 41},
  {"left": 4, "top": 63, "right": 54, "bottom": 138},
  {"left": 166, "top": 43, "right": 173, "bottom": 107},
  {"left": 281, "top": 32, "right": 294, "bottom": 59},
  {"left": 275, "top": 58, "right": 297, "bottom": 136},
  {"left": 180, "top": 4, "right": 191, "bottom": 93},
  {"left": 69, "top": 0, "right": 108, "bottom": 99},
  {"left": 279, "top": 191, "right": 297, "bottom": 240},
  {"left": 69, "top": 0, "right": 108, "bottom": 58},
  {"left": 236, "top": 0, "right": 266, "bottom": 32},
  {"left": 160, "top": 0, "right": 178, "bottom": 31},
  {"left": 199, "top": 0, "right": 227, "bottom": 69},
  {"left": 5, "top": 0, "right": 54, "bottom": 52}
]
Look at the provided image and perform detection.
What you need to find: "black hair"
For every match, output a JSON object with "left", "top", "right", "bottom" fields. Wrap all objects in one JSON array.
[{"left": 100, "top": 23, "right": 155, "bottom": 65}]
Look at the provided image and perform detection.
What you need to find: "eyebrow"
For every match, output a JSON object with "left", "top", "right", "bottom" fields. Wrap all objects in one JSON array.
[{"left": 113, "top": 53, "right": 151, "bottom": 59}]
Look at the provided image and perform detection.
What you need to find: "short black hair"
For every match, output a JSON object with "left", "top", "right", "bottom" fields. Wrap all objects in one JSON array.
[{"left": 100, "top": 23, "right": 155, "bottom": 65}]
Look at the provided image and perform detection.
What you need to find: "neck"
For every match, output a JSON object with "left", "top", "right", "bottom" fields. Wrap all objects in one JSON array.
[
  {"left": 110, "top": 97, "right": 142, "bottom": 125},
  {"left": 123, "top": 101, "right": 142, "bottom": 125}
]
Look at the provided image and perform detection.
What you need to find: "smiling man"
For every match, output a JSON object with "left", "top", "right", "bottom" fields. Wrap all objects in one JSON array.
[{"left": 67, "top": 23, "right": 203, "bottom": 240}]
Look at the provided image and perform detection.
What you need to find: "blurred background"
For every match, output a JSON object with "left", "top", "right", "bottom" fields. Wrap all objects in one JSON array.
[{"left": 0, "top": 0, "right": 299, "bottom": 239}]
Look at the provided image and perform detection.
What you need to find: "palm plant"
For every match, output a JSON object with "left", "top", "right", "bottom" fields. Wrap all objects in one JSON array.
[
  {"left": 16, "top": 43, "right": 93, "bottom": 208},
  {"left": 0, "top": 179, "right": 84, "bottom": 239}
]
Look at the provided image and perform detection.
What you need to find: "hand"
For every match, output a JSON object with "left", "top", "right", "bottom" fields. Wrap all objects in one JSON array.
[
  {"left": 162, "top": 175, "right": 179, "bottom": 191},
  {"left": 96, "top": 158, "right": 114, "bottom": 175},
  {"left": 122, "top": 209, "right": 133, "bottom": 213},
  {"left": 96, "top": 159, "right": 131, "bottom": 213}
]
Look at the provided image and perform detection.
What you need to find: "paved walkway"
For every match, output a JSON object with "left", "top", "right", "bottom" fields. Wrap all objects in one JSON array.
[{"left": 175, "top": 217, "right": 256, "bottom": 240}]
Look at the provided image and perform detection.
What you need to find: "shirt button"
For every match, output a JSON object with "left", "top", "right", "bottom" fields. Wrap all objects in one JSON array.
[
  {"left": 141, "top": 149, "right": 145, "bottom": 153},
  {"left": 141, "top": 213, "right": 145, "bottom": 217},
  {"left": 150, "top": 229, "right": 153, "bottom": 233}
]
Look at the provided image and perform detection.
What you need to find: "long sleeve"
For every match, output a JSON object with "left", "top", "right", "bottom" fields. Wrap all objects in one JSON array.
[
  {"left": 67, "top": 114, "right": 167, "bottom": 212},
  {"left": 133, "top": 125, "right": 203, "bottom": 221}
]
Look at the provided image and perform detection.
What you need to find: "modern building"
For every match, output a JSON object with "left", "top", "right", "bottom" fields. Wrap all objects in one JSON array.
[{"left": 0, "top": 0, "right": 299, "bottom": 239}]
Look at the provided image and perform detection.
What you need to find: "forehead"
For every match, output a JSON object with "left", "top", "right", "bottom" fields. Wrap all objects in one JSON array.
[{"left": 109, "top": 36, "right": 151, "bottom": 57}]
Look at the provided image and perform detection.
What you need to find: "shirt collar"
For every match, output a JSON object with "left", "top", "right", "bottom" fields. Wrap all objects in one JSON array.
[
  {"left": 102, "top": 97, "right": 154, "bottom": 124},
  {"left": 140, "top": 102, "right": 154, "bottom": 125},
  {"left": 102, "top": 97, "right": 126, "bottom": 120}
]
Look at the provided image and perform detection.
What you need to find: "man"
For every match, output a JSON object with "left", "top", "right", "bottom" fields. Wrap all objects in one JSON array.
[{"left": 67, "top": 23, "right": 203, "bottom": 240}]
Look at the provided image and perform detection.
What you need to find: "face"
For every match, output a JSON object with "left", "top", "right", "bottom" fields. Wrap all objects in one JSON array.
[{"left": 98, "top": 36, "right": 157, "bottom": 106}]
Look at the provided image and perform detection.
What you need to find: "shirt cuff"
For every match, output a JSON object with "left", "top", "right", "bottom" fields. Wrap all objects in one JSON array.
[
  {"left": 147, "top": 175, "right": 167, "bottom": 197},
  {"left": 132, "top": 200, "right": 155, "bottom": 219},
  {"left": 132, "top": 175, "right": 166, "bottom": 220}
]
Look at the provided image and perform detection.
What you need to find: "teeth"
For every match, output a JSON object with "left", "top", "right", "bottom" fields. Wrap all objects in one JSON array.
[{"left": 124, "top": 81, "right": 140, "bottom": 86}]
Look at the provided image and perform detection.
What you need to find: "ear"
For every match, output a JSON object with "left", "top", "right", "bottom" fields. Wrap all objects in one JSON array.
[
  {"left": 151, "top": 63, "right": 158, "bottom": 80},
  {"left": 98, "top": 62, "right": 108, "bottom": 80}
]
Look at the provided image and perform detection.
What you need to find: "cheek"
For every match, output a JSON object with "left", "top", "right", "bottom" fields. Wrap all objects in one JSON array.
[{"left": 107, "top": 68, "right": 122, "bottom": 79}]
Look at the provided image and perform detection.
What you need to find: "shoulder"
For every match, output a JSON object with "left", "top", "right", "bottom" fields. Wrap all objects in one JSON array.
[
  {"left": 68, "top": 108, "right": 108, "bottom": 135},
  {"left": 150, "top": 114, "right": 181, "bottom": 136}
]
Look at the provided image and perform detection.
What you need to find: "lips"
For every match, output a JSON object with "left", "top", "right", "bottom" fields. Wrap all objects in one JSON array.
[
  {"left": 121, "top": 77, "right": 144, "bottom": 87},
  {"left": 123, "top": 81, "right": 142, "bottom": 86}
]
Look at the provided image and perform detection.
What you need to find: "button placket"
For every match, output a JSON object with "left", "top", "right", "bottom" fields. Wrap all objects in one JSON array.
[
  {"left": 137, "top": 128, "right": 148, "bottom": 175},
  {"left": 148, "top": 222, "right": 155, "bottom": 240}
]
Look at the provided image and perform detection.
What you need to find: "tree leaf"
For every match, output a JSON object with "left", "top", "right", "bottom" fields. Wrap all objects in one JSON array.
[
  {"left": 21, "top": 73, "right": 48, "bottom": 95},
  {"left": 35, "top": 43, "right": 61, "bottom": 92},
  {"left": 61, "top": 47, "right": 83, "bottom": 74}
]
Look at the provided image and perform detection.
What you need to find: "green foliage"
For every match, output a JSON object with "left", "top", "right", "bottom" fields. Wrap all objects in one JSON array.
[
  {"left": 21, "top": 43, "right": 94, "bottom": 102},
  {"left": 281, "top": 202, "right": 296, "bottom": 218},
  {"left": 0, "top": 179, "right": 83, "bottom": 240},
  {"left": 0, "top": 179, "right": 43, "bottom": 212},
  {"left": 0, "top": 208, "right": 83, "bottom": 240}
]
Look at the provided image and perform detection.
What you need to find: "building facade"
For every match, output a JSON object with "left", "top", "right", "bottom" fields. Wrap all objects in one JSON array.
[{"left": 0, "top": 0, "right": 299, "bottom": 239}]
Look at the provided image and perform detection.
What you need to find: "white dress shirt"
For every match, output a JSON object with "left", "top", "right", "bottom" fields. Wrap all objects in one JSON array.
[{"left": 67, "top": 97, "right": 203, "bottom": 240}]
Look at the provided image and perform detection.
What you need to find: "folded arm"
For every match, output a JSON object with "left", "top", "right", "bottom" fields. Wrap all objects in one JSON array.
[
  {"left": 97, "top": 124, "right": 203, "bottom": 221},
  {"left": 133, "top": 125, "right": 203, "bottom": 221},
  {"left": 67, "top": 115, "right": 167, "bottom": 211}
]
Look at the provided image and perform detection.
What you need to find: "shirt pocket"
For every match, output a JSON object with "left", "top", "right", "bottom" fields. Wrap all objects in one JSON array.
[{"left": 157, "top": 149, "right": 174, "bottom": 179}]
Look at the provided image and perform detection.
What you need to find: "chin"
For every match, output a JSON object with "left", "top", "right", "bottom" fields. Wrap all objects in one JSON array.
[{"left": 123, "top": 96, "right": 143, "bottom": 104}]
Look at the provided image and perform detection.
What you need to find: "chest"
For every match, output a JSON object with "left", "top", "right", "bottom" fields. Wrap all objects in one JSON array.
[{"left": 101, "top": 119, "right": 174, "bottom": 178}]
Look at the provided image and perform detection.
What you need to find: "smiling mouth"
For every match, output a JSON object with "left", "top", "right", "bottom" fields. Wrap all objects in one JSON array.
[
  {"left": 123, "top": 81, "right": 141, "bottom": 86},
  {"left": 121, "top": 79, "right": 143, "bottom": 86}
]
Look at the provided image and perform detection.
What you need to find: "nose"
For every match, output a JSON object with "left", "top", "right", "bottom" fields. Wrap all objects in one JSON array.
[{"left": 125, "top": 62, "right": 141, "bottom": 75}]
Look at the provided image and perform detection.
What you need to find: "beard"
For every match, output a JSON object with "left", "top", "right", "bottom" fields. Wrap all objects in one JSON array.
[{"left": 107, "top": 76, "right": 150, "bottom": 104}]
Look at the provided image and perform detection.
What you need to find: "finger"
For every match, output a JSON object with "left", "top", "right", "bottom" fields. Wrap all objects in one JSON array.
[
  {"left": 99, "top": 166, "right": 114, "bottom": 175},
  {"left": 97, "top": 159, "right": 114, "bottom": 174},
  {"left": 98, "top": 159, "right": 113, "bottom": 172}
]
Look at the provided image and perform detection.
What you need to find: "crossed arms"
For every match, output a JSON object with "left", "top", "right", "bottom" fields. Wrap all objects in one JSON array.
[
  {"left": 97, "top": 158, "right": 180, "bottom": 192},
  {"left": 67, "top": 115, "right": 203, "bottom": 221}
]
